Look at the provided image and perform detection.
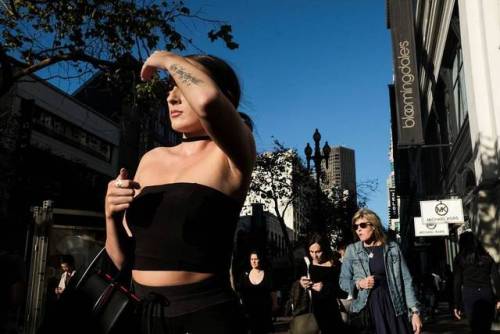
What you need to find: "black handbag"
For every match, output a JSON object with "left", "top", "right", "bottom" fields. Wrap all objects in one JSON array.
[
  {"left": 72, "top": 247, "right": 141, "bottom": 334},
  {"left": 349, "top": 306, "right": 372, "bottom": 334},
  {"left": 288, "top": 257, "right": 320, "bottom": 334}
]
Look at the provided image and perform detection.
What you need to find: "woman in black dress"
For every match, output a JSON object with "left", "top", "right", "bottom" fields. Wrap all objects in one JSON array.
[
  {"left": 453, "top": 231, "right": 500, "bottom": 334},
  {"left": 299, "top": 234, "right": 346, "bottom": 334},
  {"left": 239, "top": 251, "right": 275, "bottom": 334}
]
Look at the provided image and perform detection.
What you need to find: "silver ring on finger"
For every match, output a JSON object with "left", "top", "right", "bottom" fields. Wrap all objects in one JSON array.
[{"left": 115, "top": 179, "right": 124, "bottom": 188}]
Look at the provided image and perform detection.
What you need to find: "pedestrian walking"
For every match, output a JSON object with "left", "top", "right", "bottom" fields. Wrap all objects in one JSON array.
[
  {"left": 336, "top": 241, "right": 353, "bottom": 324},
  {"left": 453, "top": 231, "right": 500, "bottom": 334},
  {"left": 442, "top": 264, "right": 454, "bottom": 317},
  {"left": 104, "top": 52, "right": 256, "bottom": 333},
  {"left": 339, "top": 208, "right": 423, "bottom": 334},
  {"left": 54, "top": 255, "right": 77, "bottom": 299},
  {"left": 297, "top": 234, "right": 346, "bottom": 334},
  {"left": 238, "top": 251, "right": 277, "bottom": 334}
]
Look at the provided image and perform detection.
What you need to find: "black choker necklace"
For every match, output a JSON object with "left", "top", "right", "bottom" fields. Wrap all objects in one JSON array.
[{"left": 181, "top": 135, "right": 211, "bottom": 142}]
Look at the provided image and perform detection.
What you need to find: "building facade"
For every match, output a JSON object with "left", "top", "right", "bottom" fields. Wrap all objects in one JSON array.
[
  {"left": 73, "top": 63, "right": 180, "bottom": 175},
  {"left": 388, "top": 0, "right": 500, "bottom": 275},
  {"left": 321, "top": 146, "right": 356, "bottom": 196},
  {"left": 0, "top": 75, "right": 120, "bottom": 247}
]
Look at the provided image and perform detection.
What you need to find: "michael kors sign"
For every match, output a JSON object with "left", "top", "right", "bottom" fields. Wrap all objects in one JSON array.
[{"left": 420, "top": 199, "right": 465, "bottom": 225}]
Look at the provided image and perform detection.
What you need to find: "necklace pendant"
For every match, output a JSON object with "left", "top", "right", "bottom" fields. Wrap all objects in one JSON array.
[{"left": 368, "top": 252, "right": 374, "bottom": 258}]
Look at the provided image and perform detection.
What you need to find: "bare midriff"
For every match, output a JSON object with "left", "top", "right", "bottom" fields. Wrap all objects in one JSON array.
[{"left": 132, "top": 270, "right": 214, "bottom": 287}]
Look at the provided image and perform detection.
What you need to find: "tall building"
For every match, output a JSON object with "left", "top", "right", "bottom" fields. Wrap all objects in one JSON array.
[
  {"left": 321, "top": 146, "right": 356, "bottom": 196},
  {"left": 388, "top": 0, "right": 500, "bottom": 273}
]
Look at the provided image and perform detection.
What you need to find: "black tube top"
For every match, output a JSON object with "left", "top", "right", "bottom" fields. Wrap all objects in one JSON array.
[{"left": 125, "top": 182, "right": 242, "bottom": 273}]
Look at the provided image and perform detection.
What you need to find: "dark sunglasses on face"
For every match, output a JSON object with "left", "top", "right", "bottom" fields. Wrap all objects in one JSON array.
[{"left": 352, "top": 222, "right": 372, "bottom": 230}]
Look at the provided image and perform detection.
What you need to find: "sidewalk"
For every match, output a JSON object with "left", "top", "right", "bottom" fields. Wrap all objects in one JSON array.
[{"left": 272, "top": 302, "right": 500, "bottom": 333}]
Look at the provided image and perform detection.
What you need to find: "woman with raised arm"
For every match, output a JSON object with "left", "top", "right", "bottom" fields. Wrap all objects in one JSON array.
[
  {"left": 104, "top": 52, "right": 255, "bottom": 334},
  {"left": 340, "top": 208, "right": 422, "bottom": 334}
]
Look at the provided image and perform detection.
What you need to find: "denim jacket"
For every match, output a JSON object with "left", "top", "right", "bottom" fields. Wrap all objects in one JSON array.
[{"left": 339, "top": 240, "right": 420, "bottom": 316}]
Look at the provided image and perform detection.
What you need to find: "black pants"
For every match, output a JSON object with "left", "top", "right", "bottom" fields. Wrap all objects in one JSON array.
[
  {"left": 133, "top": 276, "right": 246, "bottom": 334},
  {"left": 141, "top": 299, "right": 246, "bottom": 334},
  {"left": 312, "top": 299, "right": 344, "bottom": 334},
  {"left": 462, "top": 286, "right": 495, "bottom": 334}
]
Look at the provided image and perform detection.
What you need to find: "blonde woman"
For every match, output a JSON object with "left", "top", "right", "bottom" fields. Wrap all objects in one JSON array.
[{"left": 339, "top": 208, "right": 422, "bottom": 334}]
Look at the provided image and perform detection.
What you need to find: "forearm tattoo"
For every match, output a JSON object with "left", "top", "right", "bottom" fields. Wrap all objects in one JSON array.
[{"left": 169, "top": 64, "right": 203, "bottom": 86}]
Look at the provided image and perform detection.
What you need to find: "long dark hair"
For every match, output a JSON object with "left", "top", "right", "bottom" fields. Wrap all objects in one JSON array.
[
  {"left": 457, "top": 231, "right": 492, "bottom": 266},
  {"left": 185, "top": 54, "right": 253, "bottom": 131},
  {"left": 186, "top": 54, "right": 241, "bottom": 108},
  {"left": 307, "top": 233, "right": 333, "bottom": 263}
]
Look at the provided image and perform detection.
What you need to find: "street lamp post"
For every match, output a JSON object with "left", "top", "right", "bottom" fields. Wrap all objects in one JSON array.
[{"left": 304, "top": 129, "right": 331, "bottom": 233}]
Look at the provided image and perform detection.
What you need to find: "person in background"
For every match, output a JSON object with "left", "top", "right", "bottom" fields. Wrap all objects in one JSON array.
[
  {"left": 55, "top": 255, "right": 76, "bottom": 298},
  {"left": 453, "top": 231, "right": 500, "bottom": 334},
  {"left": 340, "top": 208, "right": 422, "bottom": 334},
  {"left": 299, "top": 234, "right": 346, "bottom": 333},
  {"left": 442, "top": 264, "right": 454, "bottom": 317},
  {"left": 336, "top": 240, "right": 353, "bottom": 324},
  {"left": 238, "top": 251, "right": 277, "bottom": 334}
]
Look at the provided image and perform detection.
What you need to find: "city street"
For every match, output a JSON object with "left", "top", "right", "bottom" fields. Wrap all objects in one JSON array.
[
  {"left": 272, "top": 303, "right": 500, "bottom": 334},
  {"left": 2, "top": 0, "right": 500, "bottom": 333}
]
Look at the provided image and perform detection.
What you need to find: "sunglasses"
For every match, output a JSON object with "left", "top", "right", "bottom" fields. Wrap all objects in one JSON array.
[{"left": 352, "top": 222, "right": 372, "bottom": 230}]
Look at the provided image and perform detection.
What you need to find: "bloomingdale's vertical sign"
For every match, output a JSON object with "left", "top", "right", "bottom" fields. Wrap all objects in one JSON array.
[{"left": 389, "top": 0, "right": 424, "bottom": 146}]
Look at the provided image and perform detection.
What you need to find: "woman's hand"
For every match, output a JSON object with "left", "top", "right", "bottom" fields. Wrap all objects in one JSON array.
[
  {"left": 496, "top": 301, "right": 500, "bottom": 311},
  {"left": 311, "top": 282, "right": 323, "bottom": 292},
  {"left": 104, "top": 168, "right": 137, "bottom": 219},
  {"left": 411, "top": 313, "right": 423, "bottom": 334},
  {"left": 357, "top": 275, "right": 375, "bottom": 289},
  {"left": 453, "top": 308, "right": 462, "bottom": 320},
  {"left": 299, "top": 276, "right": 312, "bottom": 289},
  {"left": 140, "top": 50, "right": 173, "bottom": 81}
]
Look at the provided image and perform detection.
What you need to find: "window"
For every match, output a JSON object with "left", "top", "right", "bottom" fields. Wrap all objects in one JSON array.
[{"left": 451, "top": 46, "right": 468, "bottom": 132}]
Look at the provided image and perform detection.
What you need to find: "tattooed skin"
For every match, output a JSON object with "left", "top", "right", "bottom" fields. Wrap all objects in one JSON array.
[{"left": 169, "top": 64, "right": 203, "bottom": 86}]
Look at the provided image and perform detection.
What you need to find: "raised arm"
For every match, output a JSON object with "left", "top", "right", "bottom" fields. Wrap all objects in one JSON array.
[{"left": 141, "top": 52, "right": 256, "bottom": 175}]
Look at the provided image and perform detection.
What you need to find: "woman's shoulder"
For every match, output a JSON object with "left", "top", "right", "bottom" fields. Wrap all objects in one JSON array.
[
  {"left": 137, "top": 146, "right": 171, "bottom": 167},
  {"left": 346, "top": 241, "right": 362, "bottom": 252}
]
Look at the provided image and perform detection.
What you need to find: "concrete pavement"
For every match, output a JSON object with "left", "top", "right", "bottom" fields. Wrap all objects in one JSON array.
[{"left": 272, "top": 302, "right": 500, "bottom": 333}]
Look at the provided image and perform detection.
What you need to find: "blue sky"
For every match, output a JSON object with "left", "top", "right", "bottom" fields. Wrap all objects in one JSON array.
[
  {"left": 180, "top": 0, "right": 394, "bottom": 224},
  {"left": 43, "top": 0, "right": 393, "bottom": 224}
]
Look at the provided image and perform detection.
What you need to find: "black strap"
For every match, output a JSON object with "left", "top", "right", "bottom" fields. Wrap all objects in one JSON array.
[{"left": 75, "top": 247, "right": 130, "bottom": 289}]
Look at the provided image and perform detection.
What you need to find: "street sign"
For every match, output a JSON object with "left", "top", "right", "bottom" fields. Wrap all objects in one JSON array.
[
  {"left": 419, "top": 199, "right": 465, "bottom": 224},
  {"left": 414, "top": 217, "right": 449, "bottom": 237}
]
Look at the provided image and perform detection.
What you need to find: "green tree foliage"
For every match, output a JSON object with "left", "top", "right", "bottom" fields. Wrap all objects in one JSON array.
[
  {"left": 249, "top": 139, "right": 379, "bottom": 259},
  {"left": 248, "top": 139, "right": 315, "bottom": 267},
  {"left": 0, "top": 0, "right": 238, "bottom": 97}
]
